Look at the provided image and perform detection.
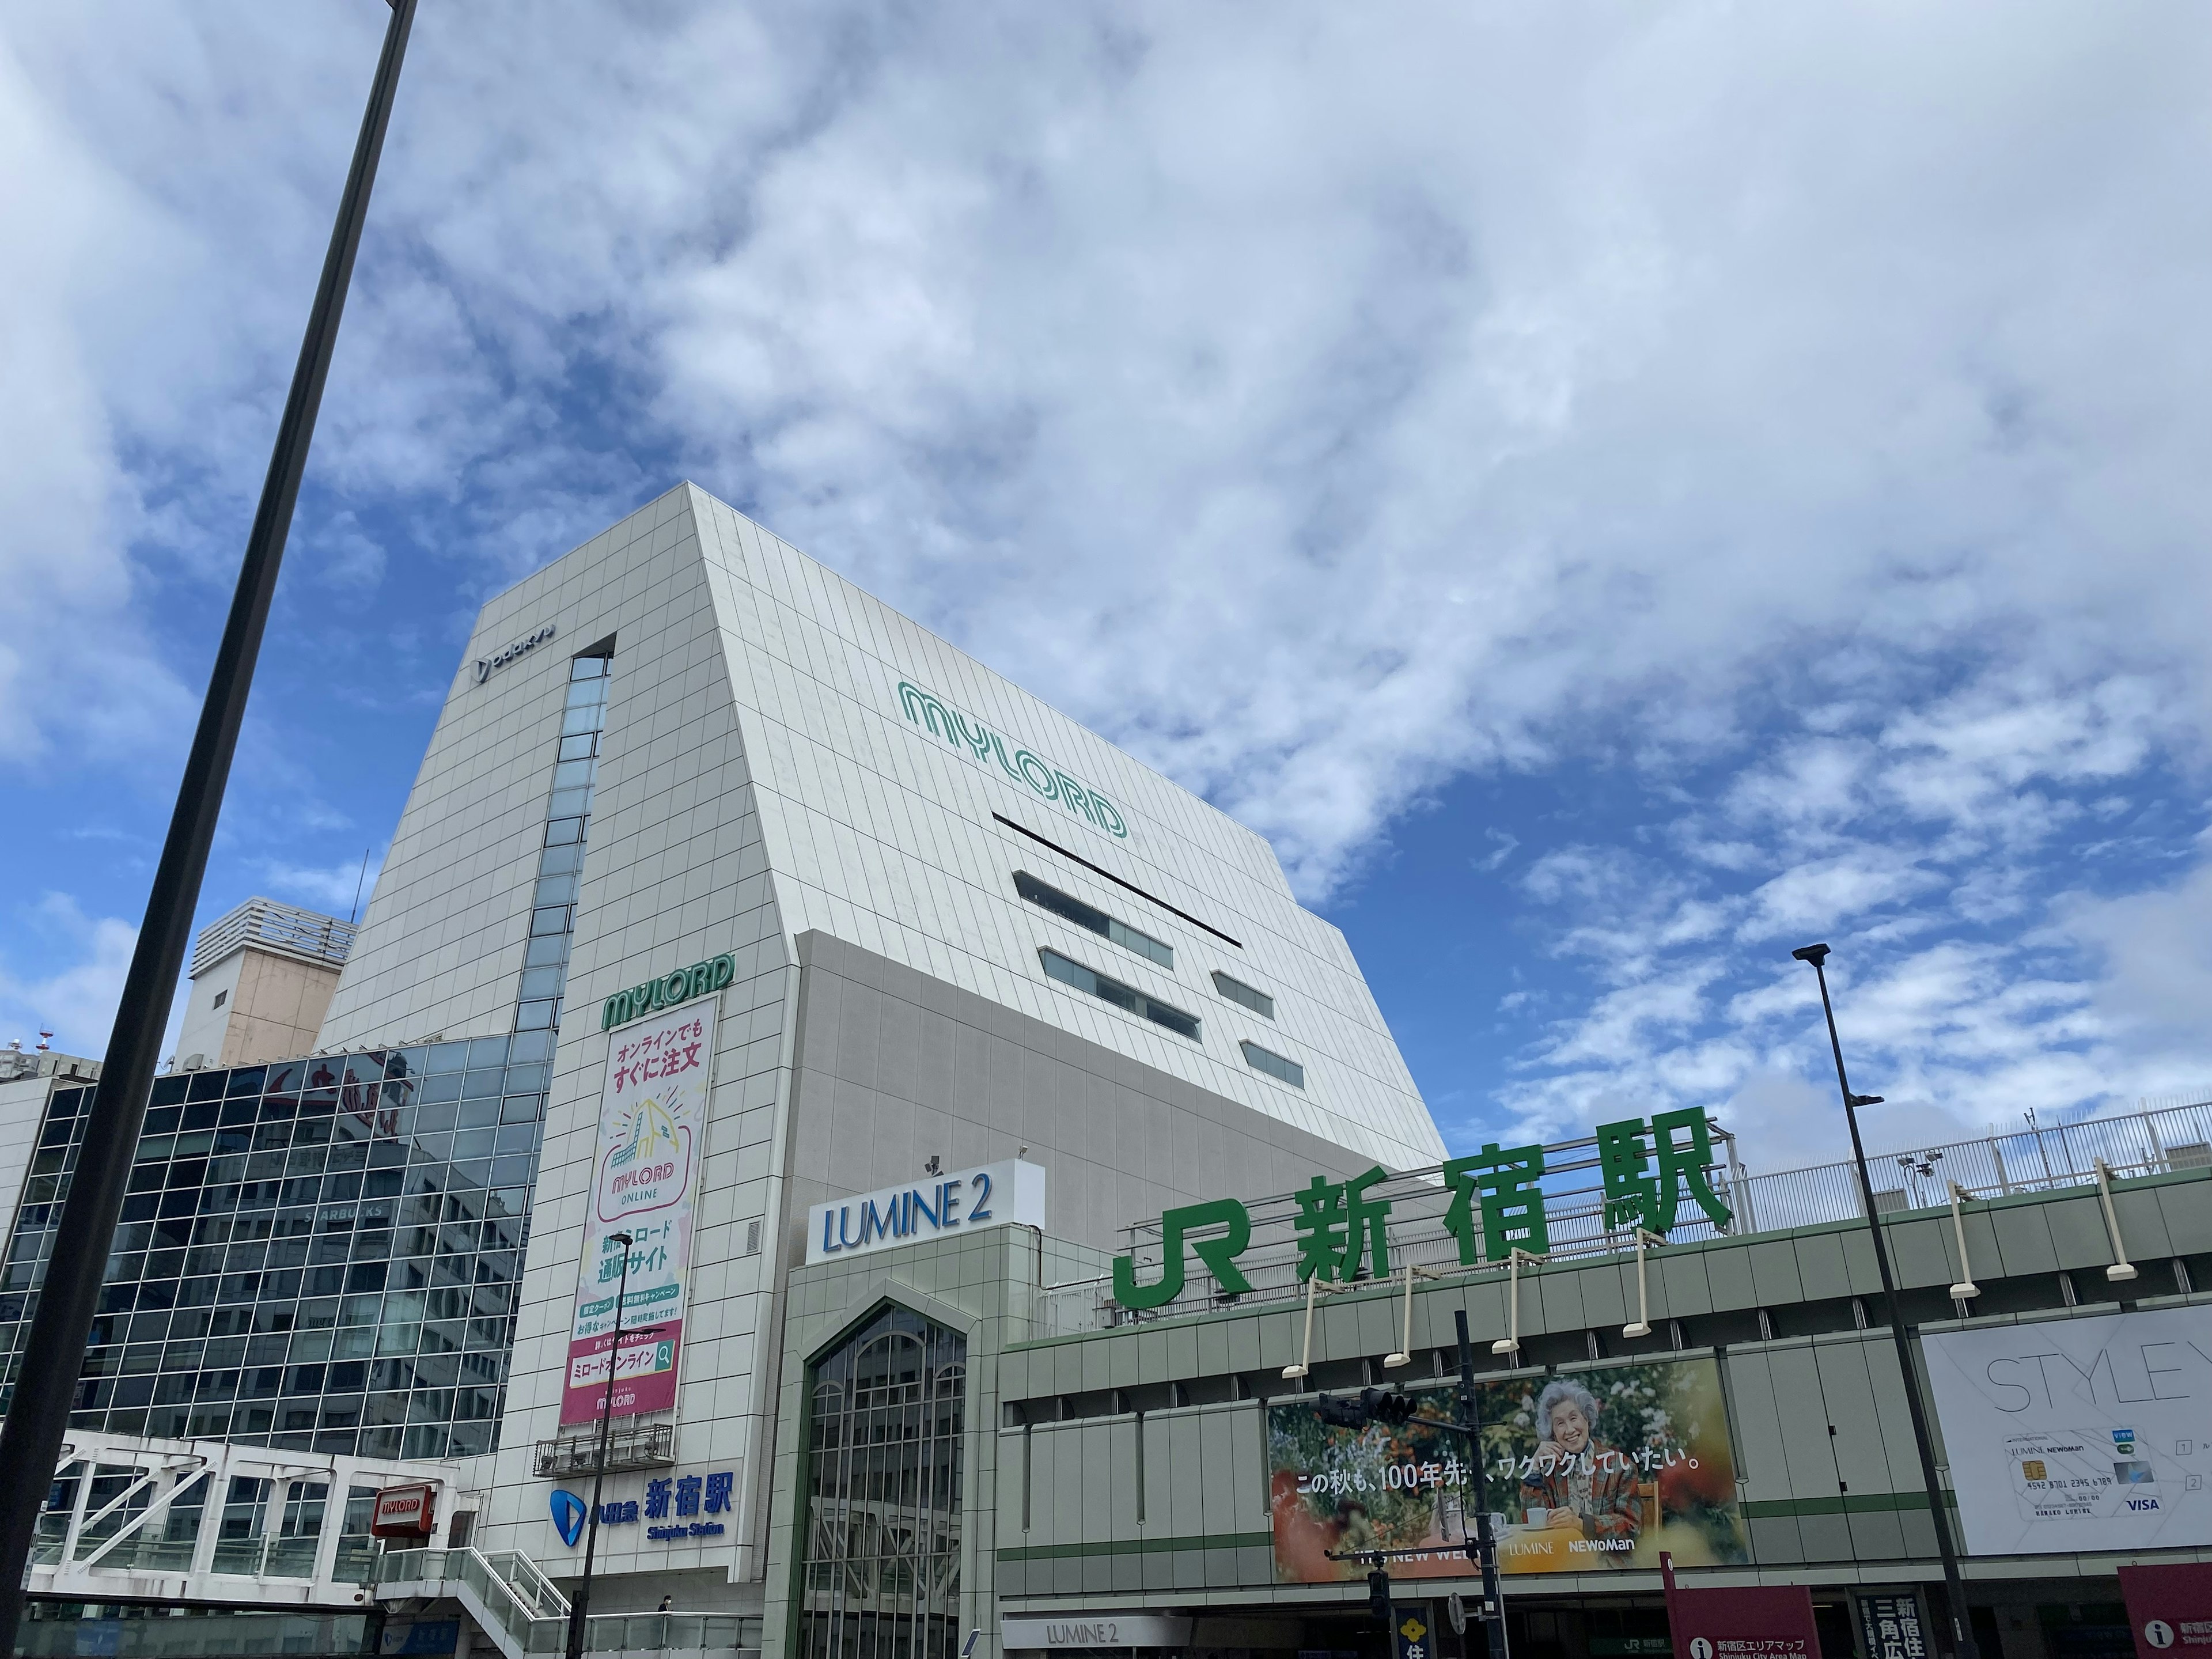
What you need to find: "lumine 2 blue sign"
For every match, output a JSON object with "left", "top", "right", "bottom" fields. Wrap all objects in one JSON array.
[{"left": 806, "top": 1159, "right": 1047, "bottom": 1264}]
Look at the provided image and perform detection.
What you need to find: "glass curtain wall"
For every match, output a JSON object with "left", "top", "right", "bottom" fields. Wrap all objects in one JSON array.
[
  {"left": 798, "top": 1307, "right": 968, "bottom": 1659},
  {"left": 0, "top": 1037, "right": 546, "bottom": 1460},
  {"left": 517, "top": 651, "right": 611, "bottom": 1032}
]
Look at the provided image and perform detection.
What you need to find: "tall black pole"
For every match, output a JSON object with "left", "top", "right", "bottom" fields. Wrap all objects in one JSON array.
[
  {"left": 0, "top": 4, "right": 418, "bottom": 1647},
  {"left": 1454, "top": 1310, "right": 1510, "bottom": 1659},
  {"left": 567, "top": 1232, "right": 633, "bottom": 1659},
  {"left": 1793, "top": 945, "right": 1978, "bottom": 1659}
]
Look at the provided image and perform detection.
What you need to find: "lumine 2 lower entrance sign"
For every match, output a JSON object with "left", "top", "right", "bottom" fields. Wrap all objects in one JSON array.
[{"left": 1111, "top": 1108, "right": 1734, "bottom": 1312}]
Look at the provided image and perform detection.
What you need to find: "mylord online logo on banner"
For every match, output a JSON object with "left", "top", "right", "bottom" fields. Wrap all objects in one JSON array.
[
  {"left": 806, "top": 1160, "right": 1047, "bottom": 1264},
  {"left": 896, "top": 679, "right": 1128, "bottom": 840},
  {"left": 476, "top": 622, "right": 557, "bottom": 684},
  {"left": 601, "top": 952, "right": 736, "bottom": 1031}
]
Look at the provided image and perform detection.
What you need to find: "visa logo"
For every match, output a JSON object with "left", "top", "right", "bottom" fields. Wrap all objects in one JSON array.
[{"left": 2126, "top": 1498, "right": 2161, "bottom": 1512}]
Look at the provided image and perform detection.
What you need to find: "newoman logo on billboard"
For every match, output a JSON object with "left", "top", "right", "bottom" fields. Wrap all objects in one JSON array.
[{"left": 896, "top": 679, "right": 1128, "bottom": 840}]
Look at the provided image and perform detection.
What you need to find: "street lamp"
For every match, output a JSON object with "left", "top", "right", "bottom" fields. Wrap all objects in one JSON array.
[
  {"left": 567, "top": 1231, "right": 645, "bottom": 1659},
  {"left": 0, "top": 5, "right": 420, "bottom": 1649},
  {"left": 1792, "top": 944, "right": 1979, "bottom": 1659}
]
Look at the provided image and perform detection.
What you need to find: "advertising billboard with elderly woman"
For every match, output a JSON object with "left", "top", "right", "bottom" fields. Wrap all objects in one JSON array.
[{"left": 1267, "top": 1356, "right": 1748, "bottom": 1582}]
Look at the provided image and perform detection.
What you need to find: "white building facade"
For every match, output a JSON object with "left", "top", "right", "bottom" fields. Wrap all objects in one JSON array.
[{"left": 314, "top": 482, "right": 1444, "bottom": 1620}]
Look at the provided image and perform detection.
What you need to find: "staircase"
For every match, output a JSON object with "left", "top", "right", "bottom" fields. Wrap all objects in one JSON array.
[{"left": 372, "top": 1547, "right": 756, "bottom": 1659}]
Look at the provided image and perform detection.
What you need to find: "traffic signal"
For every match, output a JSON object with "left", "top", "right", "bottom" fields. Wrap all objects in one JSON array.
[
  {"left": 1315, "top": 1393, "right": 1369, "bottom": 1428},
  {"left": 1314, "top": 1387, "right": 1423, "bottom": 1429},
  {"left": 1368, "top": 1568, "right": 1393, "bottom": 1627},
  {"left": 1371, "top": 1388, "right": 1419, "bottom": 1426}
]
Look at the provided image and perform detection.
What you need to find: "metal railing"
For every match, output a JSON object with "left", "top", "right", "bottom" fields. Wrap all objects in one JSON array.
[
  {"left": 188, "top": 895, "right": 357, "bottom": 977},
  {"left": 372, "top": 1549, "right": 759, "bottom": 1656},
  {"left": 1042, "top": 1099, "right": 2212, "bottom": 1336},
  {"left": 534, "top": 1419, "right": 676, "bottom": 1476}
]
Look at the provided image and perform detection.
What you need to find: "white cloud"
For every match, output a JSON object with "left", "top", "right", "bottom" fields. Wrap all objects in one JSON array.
[
  {"left": 0, "top": 895, "right": 136, "bottom": 1058},
  {"left": 4, "top": 3, "right": 2211, "bottom": 1162}
]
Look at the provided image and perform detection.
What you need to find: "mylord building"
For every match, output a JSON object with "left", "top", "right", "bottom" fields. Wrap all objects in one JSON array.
[{"left": 4, "top": 486, "right": 2209, "bottom": 1659}]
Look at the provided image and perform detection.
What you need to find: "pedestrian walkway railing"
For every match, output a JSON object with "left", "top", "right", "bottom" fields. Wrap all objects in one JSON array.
[{"left": 371, "top": 1546, "right": 758, "bottom": 1658}]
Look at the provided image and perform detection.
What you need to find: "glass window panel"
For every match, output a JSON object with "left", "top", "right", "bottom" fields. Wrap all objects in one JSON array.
[
  {"left": 556, "top": 732, "right": 597, "bottom": 762},
  {"left": 537, "top": 840, "right": 584, "bottom": 876},
  {"left": 546, "top": 787, "right": 592, "bottom": 819},
  {"left": 499, "top": 1094, "right": 542, "bottom": 1126},
  {"left": 518, "top": 966, "right": 564, "bottom": 1002},
  {"left": 570, "top": 656, "right": 606, "bottom": 681},
  {"left": 464, "top": 1037, "right": 510, "bottom": 1071},
  {"left": 551, "top": 758, "right": 596, "bottom": 791},
  {"left": 515, "top": 999, "right": 556, "bottom": 1031},
  {"left": 544, "top": 812, "right": 586, "bottom": 844},
  {"left": 1238, "top": 1040, "right": 1305, "bottom": 1088},
  {"left": 532, "top": 872, "right": 579, "bottom": 906},
  {"left": 528, "top": 905, "right": 569, "bottom": 937}
]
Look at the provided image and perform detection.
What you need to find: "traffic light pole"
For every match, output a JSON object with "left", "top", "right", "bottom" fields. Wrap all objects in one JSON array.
[{"left": 1455, "top": 1310, "right": 1510, "bottom": 1659}]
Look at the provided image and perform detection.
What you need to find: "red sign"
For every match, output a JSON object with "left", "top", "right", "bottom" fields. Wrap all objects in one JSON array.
[
  {"left": 2120, "top": 1563, "right": 2212, "bottom": 1658},
  {"left": 372, "top": 1483, "right": 437, "bottom": 1540},
  {"left": 1663, "top": 1555, "right": 1820, "bottom": 1659}
]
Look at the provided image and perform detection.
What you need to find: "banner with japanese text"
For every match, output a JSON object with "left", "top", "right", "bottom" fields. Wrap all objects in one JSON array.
[
  {"left": 560, "top": 1000, "right": 715, "bottom": 1425},
  {"left": 1267, "top": 1357, "right": 1748, "bottom": 1581}
]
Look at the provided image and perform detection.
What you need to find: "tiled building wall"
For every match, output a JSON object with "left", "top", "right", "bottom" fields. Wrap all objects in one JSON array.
[
  {"left": 687, "top": 488, "right": 1440, "bottom": 1172},
  {"left": 318, "top": 480, "right": 1453, "bottom": 1598},
  {"left": 464, "top": 494, "right": 795, "bottom": 1590},
  {"left": 785, "top": 932, "right": 1383, "bottom": 1254}
]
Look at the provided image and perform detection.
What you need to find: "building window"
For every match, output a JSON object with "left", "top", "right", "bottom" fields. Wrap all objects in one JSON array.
[
  {"left": 1240, "top": 1041, "right": 1304, "bottom": 1089},
  {"left": 511, "top": 650, "right": 612, "bottom": 1034},
  {"left": 211, "top": 990, "right": 228, "bottom": 1010},
  {"left": 1211, "top": 972, "right": 1274, "bottom": 1020},
  {"left": 1039, "top": 949, "right": 1200, "bottom": 1040},
  {"left": 1013, "top": 872, "right": 1172, "bottom": 968},
  {"left": 799, "top": 1306, "right": 966, "bottom": 1659}
]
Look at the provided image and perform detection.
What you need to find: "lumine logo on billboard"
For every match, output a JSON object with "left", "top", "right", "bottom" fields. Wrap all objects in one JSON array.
[
  {"left": 896, "top": 679, "right": 1129, "bottom": 839},
  {"left": 602, "top": 952, "right": 736, "bottom": 1031}
]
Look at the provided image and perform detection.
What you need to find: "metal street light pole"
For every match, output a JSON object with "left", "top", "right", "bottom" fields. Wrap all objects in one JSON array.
[
  {"left": 0, "top": 5, "right": 418, "bottom": 1647},
  {"left": 1454, "top": 1309, "right": 1510, "bottom": 1659},
  {"left": 567, "top": 1232, "right": 634, "bottom": 1659},
  {"left": 1791, "top": 944, "right": 1979, "bottom": 1659}
]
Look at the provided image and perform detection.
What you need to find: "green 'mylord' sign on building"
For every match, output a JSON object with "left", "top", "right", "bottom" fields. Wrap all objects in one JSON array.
[
  {"left": 1112, "top": 1109, "right": 1734, "bottom": 1312},
  {"left": 602, "top": 953, "right": 736, "bottom": 1031},
  {"left": 897, "top": 678, "right": 1130, "bottom": 839}
]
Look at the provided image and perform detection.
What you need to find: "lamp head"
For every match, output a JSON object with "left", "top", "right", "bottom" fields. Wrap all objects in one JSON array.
[{"left": 1791, "top": 943, "right": 1831, "bottom": 967}]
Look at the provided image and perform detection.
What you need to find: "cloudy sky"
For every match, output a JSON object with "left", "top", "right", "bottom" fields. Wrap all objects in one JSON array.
[{"left": 4, "top": 2, "right": 2209, "bottom": 1176}]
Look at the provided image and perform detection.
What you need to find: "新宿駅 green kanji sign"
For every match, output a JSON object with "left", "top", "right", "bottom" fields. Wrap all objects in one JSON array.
[{"left": 1110, "top": 1114, "right": 1733, "bottom": 1312}]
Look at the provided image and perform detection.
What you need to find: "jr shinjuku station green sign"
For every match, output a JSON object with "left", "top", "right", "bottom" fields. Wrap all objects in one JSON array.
[{"left": 1111, "top": 1107, "right": 1734, "bottom": 1312}]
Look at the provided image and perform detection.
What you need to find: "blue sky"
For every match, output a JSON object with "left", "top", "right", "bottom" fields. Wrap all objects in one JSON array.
[{"left": 5, "top": 3, "right": 2211, "bottom": 1177}]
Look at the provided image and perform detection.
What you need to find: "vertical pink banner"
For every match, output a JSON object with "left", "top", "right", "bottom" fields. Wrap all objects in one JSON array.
[{"left": 560, "top": 999, "right": 715, "bottom": 1426}]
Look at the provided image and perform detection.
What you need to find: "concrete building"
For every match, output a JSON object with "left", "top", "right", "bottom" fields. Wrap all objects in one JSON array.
[
  {"left": 175, "top": 897, "right": 357, "bottom": 1071},
  {"left": 4, "top": 486, "right": 2208, "bottom": 1659}
]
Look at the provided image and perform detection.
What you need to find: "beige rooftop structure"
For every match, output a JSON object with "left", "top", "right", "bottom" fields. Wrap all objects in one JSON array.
[{"left": 175, "top": 896, "right": 357, "bottom": 1070}]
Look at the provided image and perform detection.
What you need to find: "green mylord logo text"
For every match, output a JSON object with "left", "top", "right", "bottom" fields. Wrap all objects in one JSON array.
[
  {"left": 897, "top": 680, "right": 1128, "bottom": 839},
  {"left": 602, "top": 953, "right": 736, "bottom": 1031}
]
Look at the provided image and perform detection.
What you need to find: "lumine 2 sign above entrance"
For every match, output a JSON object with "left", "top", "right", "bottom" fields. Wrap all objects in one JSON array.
[{"left": 1111, "top": 1108, "right": 1736, "bottom": 1312}]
